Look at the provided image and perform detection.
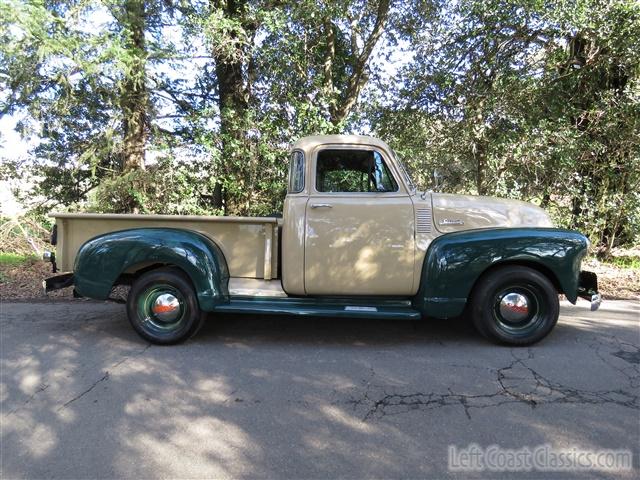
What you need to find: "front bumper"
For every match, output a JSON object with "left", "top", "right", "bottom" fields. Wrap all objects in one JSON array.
[{"left": 577, "top": 270, "right": 601, "bottom": 311}]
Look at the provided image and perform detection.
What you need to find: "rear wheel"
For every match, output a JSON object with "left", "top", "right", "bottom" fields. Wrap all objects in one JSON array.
[
  {"left": 469, "top": 266, "right": 559, "bottom": 345},
  {"left": 126, "top": 268, "right": 204, "bottom": 345}
]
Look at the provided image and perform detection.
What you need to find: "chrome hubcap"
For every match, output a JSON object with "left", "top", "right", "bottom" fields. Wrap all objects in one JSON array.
[
  {"left": 152, "top": 293, "right": 181, "bottom": 322},
  {"left": 499, "top": 292, "right": 530, "bottom": 323}
]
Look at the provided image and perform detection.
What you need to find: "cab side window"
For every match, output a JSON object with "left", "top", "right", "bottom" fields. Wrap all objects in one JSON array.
[
  {"left": 315, "top": 150, "right": 398, "bottom": 193},
  {"left": 288, "top": 151, "right": 305, "bottom": 193}
]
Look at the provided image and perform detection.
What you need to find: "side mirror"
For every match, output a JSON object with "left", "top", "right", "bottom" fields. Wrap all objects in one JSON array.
[{"left": 433, "top": 169, "right": 442, "bottom": 191}]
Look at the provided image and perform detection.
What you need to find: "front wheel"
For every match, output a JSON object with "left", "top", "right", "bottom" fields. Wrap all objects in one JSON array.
[
  {"left": 126, "top": 268, "right": 205, "bottom": 345},
  {"left": 469, "top": 266, "right": 559, "bottom": 345}
]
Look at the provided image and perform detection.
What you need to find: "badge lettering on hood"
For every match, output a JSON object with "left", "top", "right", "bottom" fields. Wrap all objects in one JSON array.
[{"left": 439, "top": 218, "right": 465, "bottom": 226}]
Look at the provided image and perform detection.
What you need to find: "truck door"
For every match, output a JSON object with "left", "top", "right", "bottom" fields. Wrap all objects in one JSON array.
[{"left": 304, "top": 147, "right": 415, "bottom": 296}]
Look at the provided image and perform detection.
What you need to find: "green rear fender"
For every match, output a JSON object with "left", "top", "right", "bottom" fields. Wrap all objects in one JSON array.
[
  {"left": 413, "top": 228, "right": 589, "bottom": 318},
  {"left": 73, "top": 228, "right": 229, "bottom": 311}
]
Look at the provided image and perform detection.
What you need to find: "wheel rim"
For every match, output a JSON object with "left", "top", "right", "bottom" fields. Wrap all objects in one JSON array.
[
  {"left": 137, "top": 284, "right": 187, "bottom": 335},
  {"left": 492, "top": 285, "right": 545, "bottom": 337}
]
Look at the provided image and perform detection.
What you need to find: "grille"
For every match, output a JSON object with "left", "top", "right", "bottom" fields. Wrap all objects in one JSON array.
[{"left": 416, "top": 208, "right": 433, "bottom": 234}]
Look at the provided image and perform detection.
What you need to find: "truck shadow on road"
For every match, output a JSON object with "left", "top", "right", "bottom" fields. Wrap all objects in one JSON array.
[
  {"left": 182, "top": 301, "right": 638, "bottom": 348},
  {"left": 195, "top": 313, "right": 484, "bottom": 347}
]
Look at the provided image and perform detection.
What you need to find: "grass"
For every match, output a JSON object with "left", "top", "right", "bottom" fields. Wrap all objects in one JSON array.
[
  {"left": 0, "top": 252, "right": 39, "bottom": 284},
  {"left": 0, "top": 252, "right": 39, "bottom": 266},
  {"left": 601, "top": 255, "right": 640, "bottom": 269}
]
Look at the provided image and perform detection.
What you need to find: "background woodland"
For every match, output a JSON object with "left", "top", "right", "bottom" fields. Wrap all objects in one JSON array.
[{"left": 1, "top": 0, "right": 639, "bottom": 253}]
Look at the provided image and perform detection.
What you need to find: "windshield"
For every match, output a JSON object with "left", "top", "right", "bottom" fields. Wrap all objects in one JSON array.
[{"left": 392, "top": 150, "right": 416, "bottom": 192}]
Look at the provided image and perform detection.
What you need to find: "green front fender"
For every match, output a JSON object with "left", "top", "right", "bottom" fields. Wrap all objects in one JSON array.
[
  {"left": 413, "top": 228, "right": 589, "bottom": 318},
  {"left": 73, "top": 228, "right": 229, "bottom": 311}
]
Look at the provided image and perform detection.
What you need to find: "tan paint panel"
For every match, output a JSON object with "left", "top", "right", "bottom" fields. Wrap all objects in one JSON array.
[
  {"left": 228, "top": 277, "right": 287, "bottom": 297},
  {"left": 304, "top": 195, "right": 415, "bottom": 296},
  {"left": 281, "top": 195, "right": 307, "bottom": 295},
  {"left": 302, "top": 142, "right": 416, "bottom": 296},
  {"left": 431, "top": 193, "right": 553, "bottom": 233},
  {"left": 410, "top": 193, "right": 437, "bottom": 292},
  {"left": 292, "top": 135, "right": 396, "bottom": 156},
  {"left": 52, "top": 213, "right": 278, "bottom": 279}
]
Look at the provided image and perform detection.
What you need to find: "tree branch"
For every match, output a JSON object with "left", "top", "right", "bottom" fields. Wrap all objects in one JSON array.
[
  {"left": 331, "top": 0, "right": 391, "bottom": 124},
  {"left": 323, "top": 19, "right": 336, "bottom": 98}
]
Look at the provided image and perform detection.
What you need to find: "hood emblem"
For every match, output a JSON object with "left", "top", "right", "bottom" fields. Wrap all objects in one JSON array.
[{"left": 439, "top": 218, "right": 465, "bottom": 226}]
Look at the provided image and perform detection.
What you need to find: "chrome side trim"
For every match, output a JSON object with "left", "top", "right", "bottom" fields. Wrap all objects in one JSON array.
[
  {"left": 416, "top": 208, "right": 432, "bottom": 234},
  {"left": 438, "top": 218, "right": 464, "bottom": 226}
]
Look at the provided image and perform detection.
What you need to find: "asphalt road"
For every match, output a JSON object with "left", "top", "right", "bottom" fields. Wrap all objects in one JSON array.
[{"left": 1, "top": 299, "right": 639, "bottom": 479}]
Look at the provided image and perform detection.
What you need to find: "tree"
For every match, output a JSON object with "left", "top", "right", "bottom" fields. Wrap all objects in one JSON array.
[
  {"left": 2, "top": 0, "right": 637, "bottom": 249},
  {"left": 0, "top": 0, "right": 204, "bottom": 211},
  {"left": 118, "top": 0, "right": 148, "bottom": 171},
  {"left": 194, "top": 0, "right": 398, "bottom": 214},
  {"left": 371, "top": 0, "right": 640, "bottom": 250}
]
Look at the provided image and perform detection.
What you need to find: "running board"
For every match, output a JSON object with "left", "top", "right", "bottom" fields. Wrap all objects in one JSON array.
[{"left": 212, "top": 298, "right": 421, "bottom": 320}]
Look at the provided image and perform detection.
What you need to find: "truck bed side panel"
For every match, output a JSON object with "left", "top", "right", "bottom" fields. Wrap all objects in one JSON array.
[{"left": 52, "top": 213, "right": 279, "bottom": 279}]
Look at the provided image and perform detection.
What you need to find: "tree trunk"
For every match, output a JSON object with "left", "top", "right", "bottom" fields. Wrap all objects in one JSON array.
[
  {"left": 211, "top": 0, "right": 252, "bottom": 213},
  {"left": 473, "top": 139, "right": 487, "bottom": 196},
  {"left": 120, "top": 0, "right": 147, "bottom": 171}
]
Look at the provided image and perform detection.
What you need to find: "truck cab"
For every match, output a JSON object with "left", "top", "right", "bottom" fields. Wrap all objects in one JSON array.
[
  {"left": 283, "top": 135, "right": 418, "bottom": 296},
  {"left": 45, "top": 135, "right": 601, "bottom": 346}
]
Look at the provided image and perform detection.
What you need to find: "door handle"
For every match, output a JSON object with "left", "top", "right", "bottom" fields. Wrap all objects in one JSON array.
[{"left": 310, "top": 203, "right": 333, "bottom": 209}]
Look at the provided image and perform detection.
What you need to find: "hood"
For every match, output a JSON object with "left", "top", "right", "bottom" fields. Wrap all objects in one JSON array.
[{"left": 430, "top": 193, "right": 553, "bottom": 234}]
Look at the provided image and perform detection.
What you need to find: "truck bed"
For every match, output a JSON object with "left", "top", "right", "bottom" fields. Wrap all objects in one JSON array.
[{"left": 51, "top": 213, "right": 280, "bottom": 280}]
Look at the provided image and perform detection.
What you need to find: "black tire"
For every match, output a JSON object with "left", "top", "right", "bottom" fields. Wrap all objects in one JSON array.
[
  {"left": 469, "top": 265, "right": 559, "bottom": 346},
  {"left": 126, "top": 267, "right": 205, "bottom": 345}
]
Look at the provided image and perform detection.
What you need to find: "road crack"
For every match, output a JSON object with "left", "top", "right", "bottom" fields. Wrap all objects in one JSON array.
[
  {"left": 59, "top": 372, "right": 109, "bottom": 410},
  {"left": 341, "top": 347, "right": 639, "bottom": 422},
  {"left": 56, "top": 343, "right": 151, "bottom": 411},
  {"left": 5, "top": 383, "right": 50, "bottom": 416}
]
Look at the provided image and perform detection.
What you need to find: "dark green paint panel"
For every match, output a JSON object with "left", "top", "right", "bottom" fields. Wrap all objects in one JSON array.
[
  {"left": 72, "top": 225, "right": 588, "bottom": 322},
  {"left": 214, "top": 297, "right": 421, "bottom": 320},
  {"left": 74, "top": 228, "right": 229, "bottom": 310},
  {"left": 413, "top": 228, "right": 589, "bottom": 318}
]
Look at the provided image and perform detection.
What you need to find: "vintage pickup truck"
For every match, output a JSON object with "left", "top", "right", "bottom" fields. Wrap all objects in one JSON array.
[{"left": 44, "top": 135, "right": 600, "bottom": 345}]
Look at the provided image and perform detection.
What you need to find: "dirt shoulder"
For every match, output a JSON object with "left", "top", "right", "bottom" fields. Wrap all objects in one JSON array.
[
  {"left": 0, "top": 257, "right": 75, "bottom": 301},
  {"left": 1, "top": 252, "right": 638, "bottom": 303},
  {"left": 580, "top": 257, "right": 639, "bottom": 300}
]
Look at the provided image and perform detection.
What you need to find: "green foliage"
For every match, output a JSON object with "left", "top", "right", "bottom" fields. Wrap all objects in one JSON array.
[
  {"left": 89, "top": 156, "right": 222, "bottom": 215},
  {"left": 194, "top": 109, "right": 291, "bottom": 216},
  {"left": 1, "top": 0, "right": 197, "bottom": 204},
  {"left": 0, "top": 252, "right": 38, "bottom": 266},
  {"left": 0, "top": 0, "right": 124, "bottom": 190},
  {"left": 371, "top": 0, "right": 640, "bottom": 249},
  {"left": 603, "top": 256, "right": 640, "bottom": 270},
  {"left": 1, "top": 0, "right": 638, "bottom": 250}
]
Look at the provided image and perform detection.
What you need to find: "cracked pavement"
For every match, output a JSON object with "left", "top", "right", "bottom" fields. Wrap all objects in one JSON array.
[{"left": 1, "top": 299, "right": 638, "bottom": 478}]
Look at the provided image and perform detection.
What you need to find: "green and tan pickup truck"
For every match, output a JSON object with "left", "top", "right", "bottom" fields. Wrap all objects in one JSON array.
[{"left": 44, "top": 135, "right": 600, "bottom": 345}]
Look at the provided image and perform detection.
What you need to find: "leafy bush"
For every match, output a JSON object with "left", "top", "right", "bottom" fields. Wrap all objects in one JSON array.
[{"left": 89, "top": 157, "right": 222, "bottom": 215}]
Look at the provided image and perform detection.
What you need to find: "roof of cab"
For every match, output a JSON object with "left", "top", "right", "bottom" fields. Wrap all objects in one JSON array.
[{"left": 291, "top": 135, "right": 392, "bottom": 153}]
